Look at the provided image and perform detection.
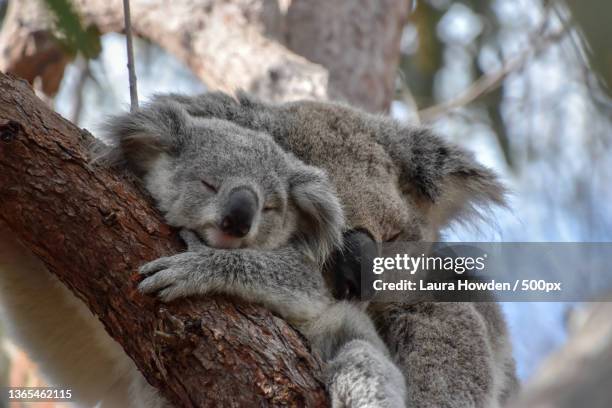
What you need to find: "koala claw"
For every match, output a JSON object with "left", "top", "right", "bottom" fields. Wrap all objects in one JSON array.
[
  {"left": 137, "top": 251, "right": 213, "bottom": 302},
  {"left": 155, "top": 284, "right": 189, "bottom": 303},
  {"left": 138, "top": 256, "right": 174, "bottom": 277}
]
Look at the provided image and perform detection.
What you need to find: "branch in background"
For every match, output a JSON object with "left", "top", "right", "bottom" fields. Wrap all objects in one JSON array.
[
  {"left": 508, "top": 301, "right": 612, "bottom": 407},
  {"left": 0, "top": 0, "right": 329, "bottom": 103},
  {"left": 418, "top": 26, "right": 570, "bottom": 122},
  {"left": 0, "top": 72, "right": 327, "bottom": 407},
  {"left": 0, "top": 0, "right": 410, "bottom": 112},
  {"left": 564, "top": 0, "right": 612, "bottom": 98},
  {"left": 122, "top": 0, "right": 138, "bottom": 111}
]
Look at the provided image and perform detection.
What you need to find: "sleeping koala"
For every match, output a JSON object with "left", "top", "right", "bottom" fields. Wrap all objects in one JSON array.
[
  {"left": 154, "top": 91, "right": 520, "bottom": 407},
  {"left": 100, "top": 98, "right": 407, "bottom": 407},
  {"left": 0, "top": 89, "right": 518, "bottom": 407}
]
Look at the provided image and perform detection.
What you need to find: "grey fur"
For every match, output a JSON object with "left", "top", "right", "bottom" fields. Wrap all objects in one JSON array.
[
  {"left": 99, "top": 98, "right": 407, "bottom": 407},
  {"left": 0, "top": 90, "right": 518, "bottom": 408},
  {"left": 156, "top": 91, "right": 519, "bottom": 408},
  {"left": 97, "top": 100, "right": 344, "bottom": 263}
]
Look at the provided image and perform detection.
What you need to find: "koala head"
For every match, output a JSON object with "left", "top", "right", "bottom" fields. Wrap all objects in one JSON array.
[
  {"left": 235, "top": 97, "right": 505, "bottom": 243},
  {"left": 295, "top": 104, "right": 505, "bottom": 298},
  {"left": 232, "top": 95, "right": 506, "bottom": 298},
  {"left": 98, "top": 99, "right": 343, "bottom": 264}
]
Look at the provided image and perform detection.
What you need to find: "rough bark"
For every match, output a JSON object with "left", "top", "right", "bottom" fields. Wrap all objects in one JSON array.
[
  {"left": 285, "top": 0, "right": 412, "bottom": 112},
  {"left": 0, "top": 72, "right": 328, "bottom": 406}
]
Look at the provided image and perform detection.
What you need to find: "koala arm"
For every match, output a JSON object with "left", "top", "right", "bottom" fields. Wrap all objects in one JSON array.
[
  {"left": 372, "top": 301, "right": 518, "bottom": 408},
  {"left": 138, "top": 230, "right": 330, "bottom": 324},
  {"left": 140, "top": 231, "right": 408, "bottom": 407}
]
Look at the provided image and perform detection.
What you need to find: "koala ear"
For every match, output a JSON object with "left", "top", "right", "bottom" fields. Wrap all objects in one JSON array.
[
  {"left": 289, "top": 163, "right": 345, "bottom": 265},
  {"left": 377, "top": 126, "right": 506, "bottom": 229},
  {"left": 95, "top": 100, "right": 188, "bottom": 177}
]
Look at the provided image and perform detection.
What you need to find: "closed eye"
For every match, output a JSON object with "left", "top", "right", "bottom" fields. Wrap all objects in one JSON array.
[
  {"left": 263, "top": 205, "right": 279, "bottom": 213},
  {"left": 201, "top": 179, "right": 218, "bottom": 193},
  {"left": 384, "top": 231, "right": 402, "bottom": 242},
  {"left": 263, "top": 194, "right": 281, "bottom": 212}
]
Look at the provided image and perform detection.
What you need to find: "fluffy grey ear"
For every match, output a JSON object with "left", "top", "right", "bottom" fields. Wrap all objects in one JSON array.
[
  {"left": 377, "top": 125, "right": 506, "bottom": 228},
  {"left": 95, "top": 100, "right": 189, "bottom": 177},
  {"left": 153, "top": 91, "right": 239, "bottom": 119},
  {"left": 289, "top": 163, "right": 345, "bottom": 264}
]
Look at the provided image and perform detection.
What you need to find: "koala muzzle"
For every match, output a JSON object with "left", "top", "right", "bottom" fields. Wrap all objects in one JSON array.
[{"left": 220, "top": 188, "right": 257, "bottom": 238}]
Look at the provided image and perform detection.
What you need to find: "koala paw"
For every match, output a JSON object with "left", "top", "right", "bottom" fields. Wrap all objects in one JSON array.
[
  {"left": 328, "top": 340, "right": 407, "bottom": 408},
  {"left": 138, "top": 250, "right": 217, "bottom": 302}
]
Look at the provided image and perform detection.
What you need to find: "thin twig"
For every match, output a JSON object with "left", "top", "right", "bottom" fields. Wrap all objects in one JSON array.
[
  {"left": 419, "top": 26, "right": 570, "bottom": 122},
  {"left": 123, "top": 0, "right": 138, "bottom": 111}
]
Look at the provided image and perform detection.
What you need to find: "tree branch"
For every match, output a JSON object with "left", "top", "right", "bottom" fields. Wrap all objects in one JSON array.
[
  {"left": 0, "top": 0, "right": 412, "bottom": 112},
  {"left": 122, "top": 0, "right": 138, "bottom": 111},
  {"left": 419, "top": 26, "right": 569, "bottom": 122},
  {"left": 508, "top": 301, "right": 612, "bottom": 407},
  {"left": 0, "top": 0, "right": 329, "bottom": 103},
  {"left": 0, "top": 72, "right": 327, "bottom": 407}
]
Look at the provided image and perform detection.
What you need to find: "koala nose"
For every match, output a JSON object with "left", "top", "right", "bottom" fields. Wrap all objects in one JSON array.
[
  {"left": 327, "top": 229, "right": 378, "bottom": 300},
  {"left": 219, "top": 188, "right": 257, "bottom": 238}
]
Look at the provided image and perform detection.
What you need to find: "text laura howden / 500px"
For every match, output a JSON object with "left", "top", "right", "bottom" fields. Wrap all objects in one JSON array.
[{"left": 373, "top": 279, "right": 511, "bottom": 292}]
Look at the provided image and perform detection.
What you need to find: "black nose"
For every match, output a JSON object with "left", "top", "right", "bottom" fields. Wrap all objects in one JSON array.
[
  {"left": 327, "top": 229, "right": 378, "bottom": 300},
  {"left": 219, "top": 188, "right": 257, "bottom": 238}
]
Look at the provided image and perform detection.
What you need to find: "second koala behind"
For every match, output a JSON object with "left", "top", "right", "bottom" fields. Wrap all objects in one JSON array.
[{"left": 100, "top": 98, "right": 407, "bottom": 407}]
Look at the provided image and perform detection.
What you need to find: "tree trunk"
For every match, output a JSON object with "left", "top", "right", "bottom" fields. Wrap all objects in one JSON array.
[
  {"left": 0, "top": 72, "right": 328, "bottom": 407},
  {"left": 285, "top": 0, "right": 411, "bottom": 112}
]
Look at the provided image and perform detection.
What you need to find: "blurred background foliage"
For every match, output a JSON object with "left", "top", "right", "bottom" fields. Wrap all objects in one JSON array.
[
  {"left": 0, "top": 0, "right": 611, "bottom": 391},
  {"left": 42, "top": 0, "right": 101, "bottom": 58}
]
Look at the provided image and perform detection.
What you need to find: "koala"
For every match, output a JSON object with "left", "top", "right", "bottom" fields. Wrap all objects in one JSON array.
[
  {"left": 153, "top": 91, "right": 521, "bottom": 407},
  {"left": 0, "top": 98, "right": 407, "bottom": 407},
  {"left": 0, "top": 90, "right": 518, "bottom": 408},
  {"left": 104, "top": 99, "right": 408, "bottom": 407}
]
